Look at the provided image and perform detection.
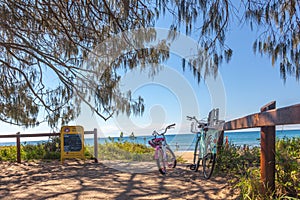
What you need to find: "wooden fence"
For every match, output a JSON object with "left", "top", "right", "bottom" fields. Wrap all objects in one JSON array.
[
  {"left": 1, "top": 101, "right": 299, "bottom": 195},
  {"left": 223, "top": 101, "right": 300, "bottom": 195},
  {"left": 0, "top": 129, "right": 99, "bottom": 163}
]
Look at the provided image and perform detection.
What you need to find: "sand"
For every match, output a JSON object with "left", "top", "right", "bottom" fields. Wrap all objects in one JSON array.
[{"left": 0, "top": 152, "right": 239, "bottom": 199}]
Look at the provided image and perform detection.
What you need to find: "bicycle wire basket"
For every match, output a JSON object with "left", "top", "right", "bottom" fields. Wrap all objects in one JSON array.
[
  {"left": 148, "top": 137, "right": 164, "bottom": 148},
  {"left": 190, "top": 121, "right": 203, "bottom": 133}
]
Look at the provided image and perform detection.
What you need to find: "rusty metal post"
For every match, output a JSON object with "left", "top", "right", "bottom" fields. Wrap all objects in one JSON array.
[
  {"left": 16, "top": 132, "right": 21, "bottom": 163},
  {"left": 260, "top": 101, "right": 276, "bottom": 195}
]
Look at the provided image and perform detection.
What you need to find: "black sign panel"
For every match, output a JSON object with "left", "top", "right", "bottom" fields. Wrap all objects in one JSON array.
[{"left": 63, "top": 134, "right": 83, "bottom": 152}]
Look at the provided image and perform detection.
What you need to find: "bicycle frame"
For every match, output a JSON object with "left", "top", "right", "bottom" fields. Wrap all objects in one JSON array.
[
  {"left": 153, "top": 137, "right": 167, "bottom": 159},
  {"left": 195, "top": 131, "right": 206, "bottom": 160},
  {"left": 195, "top": 128, "right": 219, "bottom": 158},
  {"left": 205, "top": 129, "right": 218, "bottom": 154}
]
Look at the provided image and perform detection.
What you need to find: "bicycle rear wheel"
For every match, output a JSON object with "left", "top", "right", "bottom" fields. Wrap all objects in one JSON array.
[
  {"left": 165, "top": 146, "right": 177, "bottom": 169},
  {"left": 202, "top": 137, "right": 216, "bottom": 179}
]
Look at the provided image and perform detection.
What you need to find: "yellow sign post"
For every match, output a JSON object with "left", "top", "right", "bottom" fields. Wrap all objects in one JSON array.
[{"left": 60, "top": 126, "right": 85, "bottom": 163}]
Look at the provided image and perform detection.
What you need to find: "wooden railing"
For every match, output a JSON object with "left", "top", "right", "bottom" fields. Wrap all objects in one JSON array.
[
  {"left": 0, "top": 129, "right": 98, "bottom": 163},
  {"left": 223, "top": 101, "right": 300, "bottom": 195}
]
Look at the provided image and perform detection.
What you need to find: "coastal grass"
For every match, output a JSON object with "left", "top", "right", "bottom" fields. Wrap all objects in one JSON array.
[
  {"left": 215, "top": 137, "right": 300, "bottom": 199},
  {"left": 0, "top": 137, "right": 92, "bottom": 161},
  {"left": 91, "top": 140, "right": 155, "bottom": 161},
  {"left": 86, "top": 139, "right": 187, "bottom": 163},
  {"left": 0, "top": 136, "right": 298, "bottom": 199},
  {"left": 0, "top": 136, "right": 186, "bottom": 163}
]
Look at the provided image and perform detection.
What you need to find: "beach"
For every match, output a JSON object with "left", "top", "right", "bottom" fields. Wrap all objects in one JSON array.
[{"left": 0, "top": 152, "right": 239, "bottom": 200}]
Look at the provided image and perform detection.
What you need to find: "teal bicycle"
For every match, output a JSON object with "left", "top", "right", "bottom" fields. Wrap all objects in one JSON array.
[{"left": 187, "top": 116, "right": 217, "bottom": 179}]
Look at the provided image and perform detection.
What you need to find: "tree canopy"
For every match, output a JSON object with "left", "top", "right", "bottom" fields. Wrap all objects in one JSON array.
[{"left": 0, "top": 0, "right": 299, "bottom": 128}]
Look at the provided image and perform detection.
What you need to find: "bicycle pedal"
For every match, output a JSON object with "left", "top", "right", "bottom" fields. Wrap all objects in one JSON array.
[{"left": 189, "top": 164, "right": 196, "bottom": 170}]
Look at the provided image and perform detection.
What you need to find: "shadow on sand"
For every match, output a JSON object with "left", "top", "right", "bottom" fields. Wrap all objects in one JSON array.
[{"left": 0, "top": 160, "right": 239, "bottom": 199}]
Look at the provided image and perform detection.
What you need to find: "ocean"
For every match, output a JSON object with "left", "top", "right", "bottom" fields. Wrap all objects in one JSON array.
[{"left": 1, "top": 130, "right": 299, "bottom": 151}]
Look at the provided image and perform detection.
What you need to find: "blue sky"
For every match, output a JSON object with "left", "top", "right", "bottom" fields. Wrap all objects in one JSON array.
[
  {"left": 1, "top": 11, "right": 300, "bottom": 141},
  {"left": 220, "top": 25, "right": 300, "bottom": 119},
  {"left": 86, "top": 25, "right": 300, "bottom": 138}
]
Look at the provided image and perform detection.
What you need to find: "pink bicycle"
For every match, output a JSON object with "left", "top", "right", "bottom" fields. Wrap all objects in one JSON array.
[{"left": 148, "top": 124, "right": 177, "bottom": 175}]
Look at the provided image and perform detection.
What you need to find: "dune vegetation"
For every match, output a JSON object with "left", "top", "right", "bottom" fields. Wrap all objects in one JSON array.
[{"left": 0, "top": 136, "right": 299, "bottom": 199}]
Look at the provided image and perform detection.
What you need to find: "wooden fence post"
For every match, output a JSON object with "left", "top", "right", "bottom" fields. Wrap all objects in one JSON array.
[
  {"left": 260, "top": 101, "right": 276, "bottom": 195},
  {"left": 16, "top": 132, "right": 21, "bottom": 163},
  {"left": 93, "top": 128, "right": 98, "bottom": 163},
  {"left": 217, "top": 130, "right": 224, "bottom": 152}
]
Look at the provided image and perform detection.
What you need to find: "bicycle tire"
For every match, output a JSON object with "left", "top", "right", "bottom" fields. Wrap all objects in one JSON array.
[
  {"left": 193, "top": 138, "right": 201, "bottom": 171},
  {"left": 165, "top": 146, "right": 177, "bottom": 169},
  {"left": 203, "top": 136, "right": 216, "bottom": 179},
  {"left": 156, "top": 147, "right": 176, "bottom": 175}
]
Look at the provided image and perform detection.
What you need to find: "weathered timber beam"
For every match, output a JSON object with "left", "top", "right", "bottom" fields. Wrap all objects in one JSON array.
[
  {"left": 0, "top": 130, "right": 96, "bottom": 139},
  {"left": 224, "top": 103, "right": 300, "bottom": 130},
  {"left": 0, "top": 133, "right": 60, "bottom": 138}
]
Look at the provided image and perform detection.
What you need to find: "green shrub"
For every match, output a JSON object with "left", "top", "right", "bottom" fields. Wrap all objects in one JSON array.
[
  {"left": 93, "top": 140, "right": 154, "bottom": 161},
  {"left": 275, "top": 137, "right": 300, "bottom": 198},
  {"left": 235, "top": 168, "right": 263, "bottom": 200},
  {"left": 0, "top": 146, "right": 17, "bottom": 161},
  {"left": 0, "top": 136, "right": 91, "bottom": 161},
  {"left": 176, "top": 155, "right": 187, "bottom": 164},
  {"left": 216, "top": 137, "right": 300, "bottom": 199},
  {"left": 216, "top": 144, "right": 260, "bottom": 175}
]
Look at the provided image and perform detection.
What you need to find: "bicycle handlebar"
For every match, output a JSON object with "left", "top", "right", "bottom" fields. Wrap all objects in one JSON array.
[
  {"left": 186, "top": 116, "right": 194, "bottom": 120},
  {"left": 152, "top": 123, "right": 176, "bottom": 136},
  {"left": 166, "top": 123, "right": 176, "bottom": 129},
  {"left": 186, "top": 116, "right": 207, "bottom": 127}
]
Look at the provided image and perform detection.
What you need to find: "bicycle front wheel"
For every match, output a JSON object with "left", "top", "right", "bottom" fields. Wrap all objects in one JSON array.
[
  {"left": 202, "top": 137, "right": 216, "bottom": 179},
  {"left": 193, "top": 138, "right": 201, "bottom": 172},
  {"left": 156, "top": 147, "right": 176, "bottom": 175},
  {"left": 156, "top": 148, "right": 166, "bottom": 175}
]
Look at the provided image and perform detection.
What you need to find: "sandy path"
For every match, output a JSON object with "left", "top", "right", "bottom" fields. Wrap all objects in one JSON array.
[{"left": 0, "top": 157, "right": 239, "bottom": 200}]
